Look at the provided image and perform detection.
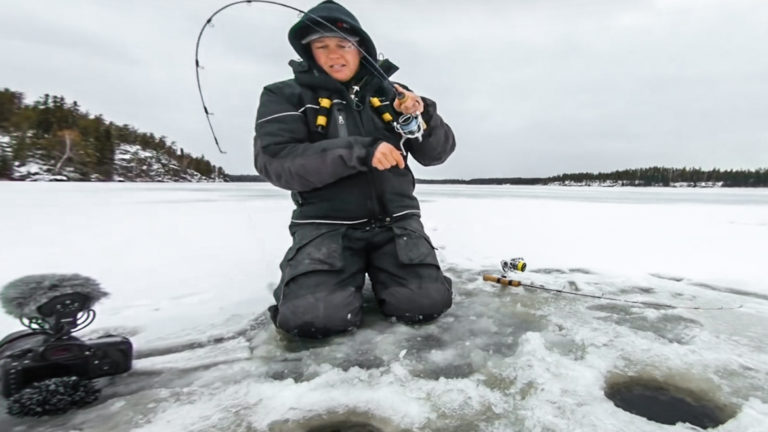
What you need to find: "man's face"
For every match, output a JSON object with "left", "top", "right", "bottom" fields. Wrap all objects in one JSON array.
[{"left": 310, "top": 37, "right": 361, "bottom": 82}]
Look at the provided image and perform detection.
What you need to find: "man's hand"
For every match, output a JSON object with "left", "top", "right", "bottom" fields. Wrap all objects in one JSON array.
[
  {"left": 393, "top": 84, "right": 424, "bottom": 115},
  {"left": 372, "top": 142, "right": 405, "bottom": 170}
]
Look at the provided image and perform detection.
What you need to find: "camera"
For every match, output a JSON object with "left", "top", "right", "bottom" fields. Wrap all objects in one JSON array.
[
  {"left": 0, "top": 274, "right": 133, "bottom": 407},
  {"left": 0, "top": 293, "right": 133, "bottom": 398}
]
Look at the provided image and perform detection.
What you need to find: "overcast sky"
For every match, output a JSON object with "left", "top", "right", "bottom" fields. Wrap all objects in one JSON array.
[{"left": 2, "top": 0, "right": 767, "bottom": 178}]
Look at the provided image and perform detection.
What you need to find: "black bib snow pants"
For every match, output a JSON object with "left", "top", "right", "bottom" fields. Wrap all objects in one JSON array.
[{"left": 270, "top": 215, "right": 452, "bottom": 338}]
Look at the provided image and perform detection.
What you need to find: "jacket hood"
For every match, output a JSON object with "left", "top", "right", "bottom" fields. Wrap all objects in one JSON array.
[{"left": 288, "top": 1, "right": 377, "bottom": 68}]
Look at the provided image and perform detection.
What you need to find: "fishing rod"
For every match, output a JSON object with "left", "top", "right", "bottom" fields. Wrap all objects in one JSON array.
[
  {"left": 195, "top": 0, "right": 418, "bottom": 153},
  {"left": 483, "top": 258, "right": 742, "bottom": 311}
]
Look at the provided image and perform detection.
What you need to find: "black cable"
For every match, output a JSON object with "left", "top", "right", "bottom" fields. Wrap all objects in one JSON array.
[
  {"left": 71, "top": 309, "right": 96, "bottom": 333},
  {"left": 17, "top": 309, "right": 97, "bottom": 338}
]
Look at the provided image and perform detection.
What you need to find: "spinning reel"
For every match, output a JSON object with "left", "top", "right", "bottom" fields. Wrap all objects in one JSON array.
[
  {"left": 394, "top": 112, "right": 426, "bottom": 142},
  {"left": 500, "top": 257, "right": 527, "bottom": 277}
]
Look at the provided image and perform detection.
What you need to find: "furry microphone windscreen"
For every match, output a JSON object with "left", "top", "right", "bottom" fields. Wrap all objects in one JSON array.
[{"left": 1, "top": 274, "right": 109, "bottom": 319}]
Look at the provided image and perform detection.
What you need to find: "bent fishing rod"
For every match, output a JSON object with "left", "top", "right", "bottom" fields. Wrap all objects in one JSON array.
[{"left": 195, "top": 0, "right": 414, "bottom": 153}]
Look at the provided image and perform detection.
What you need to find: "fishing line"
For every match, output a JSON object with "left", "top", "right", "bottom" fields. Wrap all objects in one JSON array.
[
  {"left": 482, "top": 274, "right": 743, "bottom": 311},
  {"left": 195, "top": 0, "right": 399, "bottom": 153}
]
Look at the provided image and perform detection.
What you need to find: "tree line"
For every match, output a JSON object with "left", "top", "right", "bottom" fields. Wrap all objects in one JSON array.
[
  {"left": 546, "top": 166, "right": 768, "bottom": 187},
  {"left": 417, "top": 167, "right": 767, "bottom": 187},
  {"left": 227, "top": 167, "right": 767, "bottom": 188},
  {"left": 0, "top": 88, "right": 224, "bottom": 180}
]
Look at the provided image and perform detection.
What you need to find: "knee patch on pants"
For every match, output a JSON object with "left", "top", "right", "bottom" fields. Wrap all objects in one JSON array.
[{"left": 276, "top": 286, "right": 361, "bottom": 338}]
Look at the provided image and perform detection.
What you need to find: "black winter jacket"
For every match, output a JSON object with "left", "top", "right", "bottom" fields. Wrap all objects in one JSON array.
[{"left": 253, "top": 1, "right": 455, "bottom": 223}]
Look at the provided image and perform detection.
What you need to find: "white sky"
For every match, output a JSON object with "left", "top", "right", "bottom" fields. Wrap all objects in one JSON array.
[{"left": 1, "top": 0, "right": 767, "bottom": 178}]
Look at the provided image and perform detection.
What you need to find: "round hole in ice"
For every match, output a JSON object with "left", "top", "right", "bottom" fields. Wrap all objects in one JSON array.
[
  {"left": 305, "top": 421, "right": 384, "bottom": 432},
  {"left": 267, "top": 411, "right": 400, "bottom": 432},
  {"left": 604, "top": 377, "right": 735, "bottom": 428}
]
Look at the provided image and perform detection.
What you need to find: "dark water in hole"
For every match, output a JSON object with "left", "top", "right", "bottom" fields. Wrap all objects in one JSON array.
[
  {"left": 605, "top": 381, "right": 731, "bottom": 428},
  {"left": 306, "top": 421, "right": 383, "bottom": 432}
]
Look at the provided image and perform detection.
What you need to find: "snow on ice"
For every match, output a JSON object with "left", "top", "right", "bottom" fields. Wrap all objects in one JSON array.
[{"left": 0, "top": 183, "right": 767, "bottom": 431}]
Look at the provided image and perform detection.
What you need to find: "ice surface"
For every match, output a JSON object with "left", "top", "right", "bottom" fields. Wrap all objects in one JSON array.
[{"left": 0, "top": 183, "right": 767, "bottom": 431}]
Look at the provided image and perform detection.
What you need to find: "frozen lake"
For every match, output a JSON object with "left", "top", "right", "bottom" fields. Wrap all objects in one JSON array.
[{"left": 1, "top": 183, "right": 767, "bottom": 431}]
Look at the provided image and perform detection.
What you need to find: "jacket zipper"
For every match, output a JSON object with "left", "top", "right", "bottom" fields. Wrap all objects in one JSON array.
[
  {"left": 332, "top": 103, "right": 348, "bottom": 137},
  {"left": 347, "top": 85, "right": 383, "bottom": 221}
]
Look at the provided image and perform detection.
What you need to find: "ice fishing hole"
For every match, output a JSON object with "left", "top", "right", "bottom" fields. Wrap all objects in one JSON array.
[
  {"left": 604, "top": 377, "right": 735, "bottom": 428},
  {"left": 268, "top": 411, "right": 403, "bottom": 432},
  {"left": 306, "top": 421, "right": 383, "bottom": 432}
]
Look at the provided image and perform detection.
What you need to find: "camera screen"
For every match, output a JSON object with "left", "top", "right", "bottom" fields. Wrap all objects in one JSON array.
[{"left": 43, "top": 344, "right": 84, "bottom": 361}]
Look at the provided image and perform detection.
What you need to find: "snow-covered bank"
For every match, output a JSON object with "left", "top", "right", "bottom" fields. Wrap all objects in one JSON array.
[
  {"left": 1, "top": 183, "right": 766, "bottom": 431},
  {"left": 4, "top": 142, "right": 221, "bottom": 182}
]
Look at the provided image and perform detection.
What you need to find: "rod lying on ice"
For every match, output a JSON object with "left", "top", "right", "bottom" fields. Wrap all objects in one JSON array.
[{"left": 482, "top": 274, "right": 742, "bottom": 311}]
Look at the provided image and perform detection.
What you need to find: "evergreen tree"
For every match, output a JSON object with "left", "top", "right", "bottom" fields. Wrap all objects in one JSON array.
[
  {"left": 0, "top": 89, "right": 24, "bottom": 131},
  {"left": 94, "top": 124, "right": 115, "bottom": 180},
  {"left": 0, "top": 152, "right": 11, "bottom": 179}
]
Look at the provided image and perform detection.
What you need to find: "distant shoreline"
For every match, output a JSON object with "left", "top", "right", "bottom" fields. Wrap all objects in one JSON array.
[
  {"left": 3, "top": 179, "right": 765, "bottom": 188},
  {"left": 226, "top": 172, "right": 766, "bottom": 188}
]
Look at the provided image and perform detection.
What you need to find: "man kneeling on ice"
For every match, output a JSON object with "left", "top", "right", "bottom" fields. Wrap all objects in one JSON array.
[{"left": 253, "top": 0, "right": 456, "bottom": 338}]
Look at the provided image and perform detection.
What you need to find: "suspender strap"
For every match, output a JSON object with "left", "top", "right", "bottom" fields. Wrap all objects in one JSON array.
[
  {"left": 315, "top": 93, "right": 332, "bottom": 134},
  {"left": 369, "top": 97, "right": 395, "bottom": 125}
]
